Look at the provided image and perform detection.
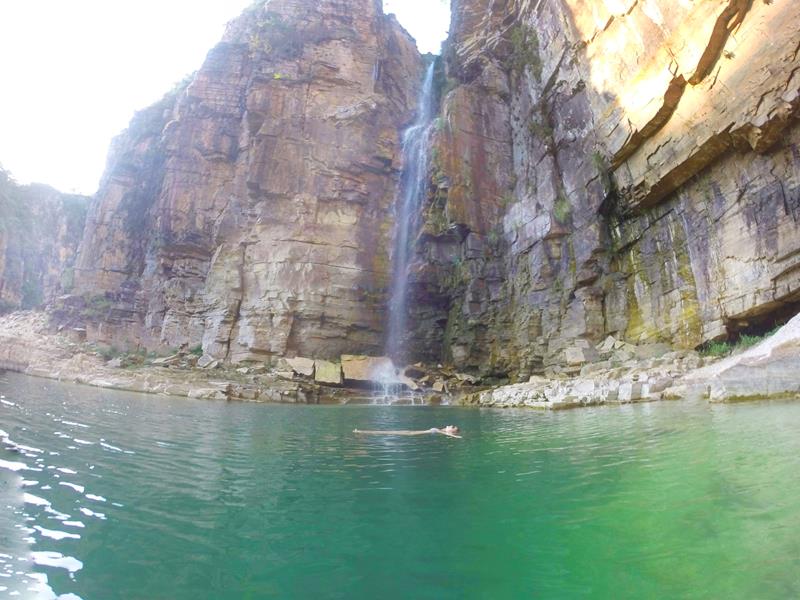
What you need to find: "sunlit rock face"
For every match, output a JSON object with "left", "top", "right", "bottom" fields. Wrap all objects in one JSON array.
[
  {"left": 408, "top": 0, "right": 800, "bottom": 378},
  {"left": 69, "top": 0, "right": 423, "bottom": 361},
  {"left": 0, "top": 175, "right": 87, "bottom": 313}
]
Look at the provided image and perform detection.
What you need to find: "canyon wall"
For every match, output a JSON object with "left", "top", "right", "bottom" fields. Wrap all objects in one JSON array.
[
  {"left": 64, "top": 0, "right": 423, "bottom": 361},
  {"left": 407, "top": 0, "right": 800, "bottom": 379},
  {"left": 13, "top": 0, "right": 799, "bottom": 379},
  {"left": 0, "top": 170, "right": 87, "bottom": 312}
]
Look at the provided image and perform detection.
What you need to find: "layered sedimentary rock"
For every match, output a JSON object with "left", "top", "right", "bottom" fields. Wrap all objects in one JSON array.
[
  {"left": 407, "top": 0, "right": 800, "bottom": 379},
  {"left": 17, "top": 0, "right": 799, "bottom": 384},
  {"left": 0, "top": 170, "right": 88, "bottom": 312},
  {"left": 66, "top": 0, "right": 423, "bottom": 362}
]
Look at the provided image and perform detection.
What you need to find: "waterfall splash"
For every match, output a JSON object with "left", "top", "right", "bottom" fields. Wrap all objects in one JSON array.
[
  {"left": 376, "top": 62, "right": 436, "bottom": 403},
  {"left": 385, "top": 61, "right": 436, "bottom": 363}
]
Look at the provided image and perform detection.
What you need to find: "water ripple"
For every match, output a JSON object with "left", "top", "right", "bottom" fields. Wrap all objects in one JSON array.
[{"left": 1, "top": 374, "right": 799, "bottom": 599}]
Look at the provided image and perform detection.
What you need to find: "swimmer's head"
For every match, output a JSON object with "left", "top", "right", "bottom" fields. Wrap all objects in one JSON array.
[{"left": 444, "top": 425, "right": 459, "bottom": 434}]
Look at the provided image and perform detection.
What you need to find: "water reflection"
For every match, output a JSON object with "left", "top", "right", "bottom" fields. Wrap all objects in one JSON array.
[{"left": 0, "top": 373, "right": 799, "bottom": 599}]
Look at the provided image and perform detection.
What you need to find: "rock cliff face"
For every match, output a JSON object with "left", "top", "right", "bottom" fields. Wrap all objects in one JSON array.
[
  {"left": 67, "top": 0, "right": 423, "bottom": 361},
  {"left": 0, "top": 170, "right": 87, "bottom": 312},
  {"left": 406, "top": 0, "right": 800, "bottom": 379},
  {"left": 31, "top": 0, "right": 800, "bottom": 379}
]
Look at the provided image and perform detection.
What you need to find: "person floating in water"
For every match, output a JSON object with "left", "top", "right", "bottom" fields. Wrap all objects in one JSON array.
[{"left": 353, "top": 426, "right": 461, "bottom": 438}]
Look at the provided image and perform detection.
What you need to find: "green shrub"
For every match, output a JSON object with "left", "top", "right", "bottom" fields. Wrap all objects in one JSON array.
[
  {"left": 61, "top": 268, "right": 75, "bottom": 292},
  {"left": 97, "top": 346, "right": 121, "bottom": 361},
  {"left": 553, "top": 195, "right": 571, "bottom": 224},
  {"left": 528, "top": 119, "right": 552, "bottom": 139},
  {"left": 499, "top": 192, "right": 515, "bottom": 208},
  {"left": 699, "top": 341, "right": 731, "bottom": 357},
  {"left": 699, "top": 326, "right": 783, "bottom": 357},
  {"left": 507, "top": 25, "right": 542, "bottom": 81},
  {"left": 21, "top": 278, "right": 43, "bottom": 310},
  {"left": 249, "top": 12, "right": 302, "bottom": 58}
]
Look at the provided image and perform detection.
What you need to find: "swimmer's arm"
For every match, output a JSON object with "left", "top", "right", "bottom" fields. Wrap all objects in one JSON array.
[
  {"left": 436, "top": 430, "right": 462, "bottom": 438},
  {"left": 353, "top": 429, "right": 433, "bottom": 436}
]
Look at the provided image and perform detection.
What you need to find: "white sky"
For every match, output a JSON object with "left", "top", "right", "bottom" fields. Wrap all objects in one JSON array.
[{"left": 0, "top": 1, "right": 449, "bottom": 195}]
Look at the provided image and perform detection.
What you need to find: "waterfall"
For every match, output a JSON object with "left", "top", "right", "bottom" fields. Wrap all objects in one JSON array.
[{"left": 385, "top": 62, "right": 436, "bottom": 363}]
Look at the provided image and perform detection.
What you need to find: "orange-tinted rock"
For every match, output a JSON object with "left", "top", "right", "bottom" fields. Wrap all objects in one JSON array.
[
  {"left": 68, "top": 0, "right": 423, "bottom": 360},
  {"left": 406, "top": 0, "right": 800, "bottom": 379}
]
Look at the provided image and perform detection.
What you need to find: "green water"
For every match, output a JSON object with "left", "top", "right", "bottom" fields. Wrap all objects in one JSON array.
[{"left": 1, "top": 373, "right": 799, "bottom": 599}]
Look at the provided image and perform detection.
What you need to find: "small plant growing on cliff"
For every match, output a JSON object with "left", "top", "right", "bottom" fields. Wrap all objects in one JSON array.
[
  {"left": 460, "top": 165, "right": 474, "bottom": 192},
  {"left": 84, "top": 295, "right": 113, "bottom": 319},
  {"left": 249, "top": 13, "right": 302, "bottom": 58},
  {"left": 168, "top": 72, "right": 196, "bottom": 97},
  {"left": 486, "top": 226, "right": 504, "bottom": 252},
  {"left": 507, "top": 25, "right": 542, "bottom": 82},
  {"left": 499, "top": 192, "right": 515, "bottom": 208},
  {"left": 426, "top": 202, "right": 450, "bottom": 235},
  {"left": 444, "top": 255, "right": 468, "bottom": 289},
  {"left": 553, "top": 195, "right": 571, "bottom": 224},
  {"left": 21, "top": 278, "right": 43, "bottom": 310},
  {"left": 442, "top": 77, "right": 459, "bottom": 97},
  {"left": 528, "top": 119, "right": 552, "bottom": 139},
  {"left": 592, "top": 150, "right": 614, "bottom": 193},
  {"left": 97, "top": 345, "right": 122, "bottom": 361}
]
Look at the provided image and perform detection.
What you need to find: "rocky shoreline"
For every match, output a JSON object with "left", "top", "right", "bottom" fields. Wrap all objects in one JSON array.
[{"left": 1, "top": 311, "right": 798, "bottom": 409}]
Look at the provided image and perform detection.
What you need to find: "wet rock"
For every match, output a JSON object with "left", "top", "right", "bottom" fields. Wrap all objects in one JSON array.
[
  {"left": 634, "top": 344, "right": 672, "bottom": 360},
  {"left": 617, "top": 382, "right": 644, "bottom": 403},
  {"left": 454, "top": 372, "right": 479, "bottom": 384},
  {"left": 597, "top": 336, "right": 618, "bottom": 355},
  {"left": 612, "top": 350, "right": 636, "bottom": 364},
  {"left": 403, "top": 364, "right": 428, "bottom": 379},
  {"left": 579, "top": 360, "right": 611, "bottom": 376},
  {"left": 684, "top": 314, "right": 800, "bottom": 402},
  {"left": 397, "top": 374, "right": 421, "bottom": 392},
  {"left": 286, "top": 357, "right": 315, "bottom": 378},
  {"left": 230, "top": 386, "right": 259, "bottom": 401},
  {"left": 406, "top": 0, "right": 800, "bottom": 381},
  {"left": 340, "top": 355, "right": 394, "bottom": 384},
  {"left": 314, "top": 360, "right": 342, "bottom": 386},
  {"left": 197, "top": 355, "right": 217, "bottom": 369},
  {"left": 648, "top": 377, "right": 674, "bottom": 395},
  {"left": 564, "top": 345, "right": 600, "bottom": 366},
  {"left": 151, "top": 354, "right": 181, "bottom": 366},
  {"left": 187, "top": 388, "right": 228, "bottom": 401}
]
